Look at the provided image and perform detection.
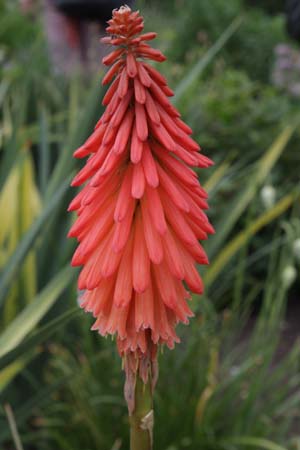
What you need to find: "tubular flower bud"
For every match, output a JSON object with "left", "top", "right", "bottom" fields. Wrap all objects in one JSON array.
[{"left": 68, "top": 6, "right": 214, "bottom": 385}]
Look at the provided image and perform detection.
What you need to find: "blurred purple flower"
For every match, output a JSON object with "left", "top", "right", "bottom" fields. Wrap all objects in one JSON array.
[{"left": 272, "top": 43, "right": 300, "bottom": 98}]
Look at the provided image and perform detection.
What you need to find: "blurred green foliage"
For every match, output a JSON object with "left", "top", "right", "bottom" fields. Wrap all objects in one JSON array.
[
  {"left": 0, "top": 0, "right": 44, "bottom": 84},
  {"left": 0, "top": 0, "right": 37, "bottom": 50},
  {"left": 183, "top": 69, "right": 299, "bottom": 179},
  {"left": 167, "top": 0, "right": 286, "bottom": 82},
  {"left": 244, "top": 0, "right": 285, "bottom": 14},
  {"left": 0, "top": 1, "right": 300, "bottom": 449}
]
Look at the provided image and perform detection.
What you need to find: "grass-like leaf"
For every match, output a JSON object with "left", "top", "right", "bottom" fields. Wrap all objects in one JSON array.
[
  {"left": 174, "top": 16, "right": 243, "bottom": 103},
  {"left": 205, "top": 189, "right": 299, "bottom": 287},
  {"left": 0, "top": 307, "right": 79, "bottom": 372},
  {"left": 0, "top": 176, "right": 71, "bottom": 308},
  {"left": 207, "top": 125, "right": 297, "bottom": 258},
  {"left": 0, "top": 265, "right": 74, "bottom": 359},
  {"left": 224, "top": 436, "right": 288, "bottom": 450}
]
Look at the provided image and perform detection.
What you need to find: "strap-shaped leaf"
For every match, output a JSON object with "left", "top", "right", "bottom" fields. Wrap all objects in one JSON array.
[
  {"left": 0, "top": 176, "right": 71, "bottom": 308},
  {"left": 0, "top": 265, "right": 75, "bottom": 359}
]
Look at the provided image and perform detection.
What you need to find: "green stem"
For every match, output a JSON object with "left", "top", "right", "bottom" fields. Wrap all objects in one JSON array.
[{"left": 130, "top": 374, "right": 154, "bottom": 450}]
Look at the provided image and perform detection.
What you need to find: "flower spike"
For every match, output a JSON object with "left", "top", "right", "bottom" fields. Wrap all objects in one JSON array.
[{"left": 68, "top": 5, "right": 214, "bottom": 433}]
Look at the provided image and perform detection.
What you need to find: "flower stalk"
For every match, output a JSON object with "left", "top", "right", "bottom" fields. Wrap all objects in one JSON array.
[{"left": 130, "top": 373, "right": 154, "bottom": 450}]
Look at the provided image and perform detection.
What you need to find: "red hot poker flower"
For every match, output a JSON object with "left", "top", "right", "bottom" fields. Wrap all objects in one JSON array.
[{"left": 68, "top": 6, "right": 214, "bottom": 402}]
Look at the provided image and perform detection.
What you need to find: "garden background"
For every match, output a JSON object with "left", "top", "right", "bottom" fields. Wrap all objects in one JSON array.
[{"left": 0, "top": 0, "right": 300, "bottom": 449}]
